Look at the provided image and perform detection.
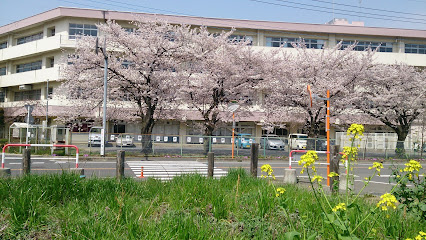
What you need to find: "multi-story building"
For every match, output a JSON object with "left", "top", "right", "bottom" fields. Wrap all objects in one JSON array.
[{"left": 0, "top": 7, "right": 425, "bottom": 145}]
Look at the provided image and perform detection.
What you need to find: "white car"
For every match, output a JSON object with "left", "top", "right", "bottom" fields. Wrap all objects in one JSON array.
[
  {"left": 260, "top": 134, "right": 285, "bottom": 150},
  {"left": 116, "top": 134, "right": 135, "bottom": 147},
  {"left": 288, "top": 133, "right": 308, "bottom": 150}
]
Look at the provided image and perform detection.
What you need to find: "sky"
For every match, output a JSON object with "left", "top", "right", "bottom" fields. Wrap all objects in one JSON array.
[{"left": 1, "top": 0, "right": 426, "bottom": 30}]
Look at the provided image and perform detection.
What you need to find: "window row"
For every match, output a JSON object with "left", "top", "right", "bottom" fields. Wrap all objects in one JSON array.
[
  {"left": 14, "top": 89, "right": 41, "bottom": 101},
  {"left": 16, "top": 61, "right": 42, "bottom": 73},
  {"left": 69, "top": 23, "right": 98, "bottom": 39},
  {"left": 338, "top": 41, "right": 393, "bottom": 52},
  {"left": 266, "top": 37, "right": 325, "bottom": 49},
  {"left": 17, "top": 32, "right": 43, "bottom": 45},
  {"left": 405, "top": 44, "right": 426, "bottom": 54}
]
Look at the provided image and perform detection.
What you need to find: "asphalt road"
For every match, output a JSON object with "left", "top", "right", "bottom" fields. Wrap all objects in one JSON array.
[{"left": 2, "top": 152, "right": 419, "bottom": 196}]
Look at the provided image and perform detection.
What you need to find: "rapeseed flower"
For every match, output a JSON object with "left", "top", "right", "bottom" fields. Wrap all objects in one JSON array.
[
  {"left": 311, "top": 175, "right": 323, "bottom": 183},
  {"left": 275, "top": 187, "right": 286, "bottom": 197},
  {"left": 369, "top": 162, "right": 384, "bottom": 176},
  {"left": 328, "top": 172, "right": 339, "bottom": 178},
  {"left": 377, "top": 193, "right": 398, "bottom": 211},
  {"left": 347, "top": 124, "right": 364, "bottom": 140},
  {"left": 298, "top": 150, "right": 318, "bottom": 174},
  {"left": 405, "top": 231, "right": 426, "bottom": 240},
  {"left": 403, "top": 160, "right": 422, "bottom": 173},
  {"left": 341, "top": 146, "right": 358, "bottom": 163},
  {"left": 332, "top": 203, "right": 347, "bottom": 212},
  {"left": 261, "top": 164, "right": 275, "bottom": 179}
]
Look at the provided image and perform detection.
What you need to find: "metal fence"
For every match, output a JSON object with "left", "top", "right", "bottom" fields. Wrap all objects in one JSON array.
[{"left": 68, "top": 132, "right": 426, "bottom": 159}]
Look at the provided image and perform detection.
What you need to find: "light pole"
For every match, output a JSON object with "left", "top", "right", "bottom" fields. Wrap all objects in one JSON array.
[
  {"left": 24, "top": 104, "right": 33, "bottom": 147},
  {"left": 96, "top": 37, "right": 108, "bottom": 157},
  {"left": 228, "top": 101, "right": 240, "bottom": 158}
]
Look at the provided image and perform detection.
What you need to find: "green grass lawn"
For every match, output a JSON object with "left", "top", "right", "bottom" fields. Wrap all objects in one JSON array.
[{"left": 0, "top": 170, "right": 424, "bottom": 239}]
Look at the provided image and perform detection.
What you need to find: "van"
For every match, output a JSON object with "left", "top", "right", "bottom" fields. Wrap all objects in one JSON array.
[{"left": 288, "top": 133, "right": 308, "bottom": 150}]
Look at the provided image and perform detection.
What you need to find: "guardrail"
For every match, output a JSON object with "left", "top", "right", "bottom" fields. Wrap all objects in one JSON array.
[{"left": 2, "top": 144, "right": 79, "bottom": 168}]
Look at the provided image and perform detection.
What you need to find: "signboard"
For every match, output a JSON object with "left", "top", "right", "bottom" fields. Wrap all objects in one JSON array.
[
  {"left": 138, "top": 135, "right": 142, "bottom": 141},
  {"left": 110, "top": 135, "right": 115, "bottom": 141},
  {"left": 155, "top": 136, "right": 161, "bottom": 142},
  {"left": 212, "top": 138, "right": 217, "bottom": 143},
  {"left": 164, "top": 136, "right": 168, "bottom": 142},
  {"left": 199, "top": 137, "right": 203, "bottom": 143},
  {"left": 221, "top": 138, "right": 225, "bottom": 143},
  {"left": 173, "top": 137, "right": 178, "bottom": 142}
]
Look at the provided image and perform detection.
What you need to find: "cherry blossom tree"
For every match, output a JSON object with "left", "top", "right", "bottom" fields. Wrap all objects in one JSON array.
[
  {"left": 178, "top": 28, "right": 264, "bottom": 154},
  {"left": 60, "top": 19, "right": 194, "bottom": 152},
  {"left": 351, "top": 63, "right": 426, "bottom": 155},
  {"left": 262, "top": 43, "right": 374, "bottom": 141}
]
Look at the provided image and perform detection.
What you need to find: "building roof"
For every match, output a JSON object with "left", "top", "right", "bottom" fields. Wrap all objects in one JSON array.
[{"left": 1, "top": 7, "right": 425, "bottom": 39}]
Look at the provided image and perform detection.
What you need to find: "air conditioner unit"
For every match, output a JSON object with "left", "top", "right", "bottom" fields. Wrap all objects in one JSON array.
[{"left": 19, "top": 84, "right": 32, "bottom": 90}]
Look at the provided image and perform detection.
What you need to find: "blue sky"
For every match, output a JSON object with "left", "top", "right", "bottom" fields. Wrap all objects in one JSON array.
[{"left": 1, "top": 0, "right": 425, "bottom": 30}]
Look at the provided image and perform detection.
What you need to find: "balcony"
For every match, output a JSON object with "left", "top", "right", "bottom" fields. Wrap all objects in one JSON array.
[
  {"left": 0, "top": 35, "right": 76, "bottom": 62},
  {"left": 0, "top": 66, "right": 60, "bottom": 87}
]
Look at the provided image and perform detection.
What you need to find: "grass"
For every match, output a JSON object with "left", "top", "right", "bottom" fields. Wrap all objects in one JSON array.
[{"left": 0, "top": 170, "right": 424, "bottom": 239}]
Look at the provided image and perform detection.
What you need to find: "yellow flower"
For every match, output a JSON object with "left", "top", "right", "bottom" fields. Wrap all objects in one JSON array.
[
  {"left": 377, "top": 193, "right": 398, "bottom": 211},
  {"left": 328, "top": 172, "right": 339, "bottom": 178},
  {"left": 341, "top": 146, "right": 358, "bottom": 163},
  {"left": 403, "top": 160, "right": 422, "bottom": 173},
  {"left": 298, "top": 151, "right": 318, "bottom": 174},
  {"left": 311, "top": 175, "right": 323, "bottom": 183},
  {"left": 369, "top": 162, "right": 384, "bottom": 176},
  {"left": 347, "top": 124, "right": 364, "bottom": 140},
  {"left": 332, "top": 202, "right": 346, "bottom": 212},
  {"left": 276, "top": 187, "right": 286, "bottom": 197},
  {"left": 261, "top": 164, "right": 275, "bottom": 179},
  {"left": 408, "top": 231, "right": 426, "bottom": 240}
]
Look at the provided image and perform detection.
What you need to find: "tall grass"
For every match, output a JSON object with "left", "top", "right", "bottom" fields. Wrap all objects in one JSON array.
[{"left": 0, "top": 170, "right": 423, "bottom": 239}]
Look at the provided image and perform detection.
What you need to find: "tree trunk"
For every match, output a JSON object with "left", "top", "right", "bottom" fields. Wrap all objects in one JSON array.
[
  {"left": 395, "top": 131, "right": 408, "bottom": 158},
  {"left": 203, "top": 126, "right": 214, "bottom": 156},
  {"left": 140, "top": 116, "right": 155, "bottom": 156}
]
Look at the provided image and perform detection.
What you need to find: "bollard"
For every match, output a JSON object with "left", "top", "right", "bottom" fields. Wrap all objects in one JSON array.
[
  {"left": 22, "top": 148, "right": 31, "bottom": 175},
  {"left": 0, "top": 168, "right": 11, "bottom": 178},
  {"left": 330, "top": 145, "right": 340, "bottom": 193},
  {"left": 139, "top": 167, "right": 145, "bottom": 178},
  {"left": 283, "top": 169, "right": 297, "bottom": 184},
  {"left": 207, "top": 152, "right": 214, "bottom": 178},
  {"left": 250, "top": 143, "right": 259, "bottom": 178},
  {"left": 117, "top": 150, "right": 125, "bottom": 179}
]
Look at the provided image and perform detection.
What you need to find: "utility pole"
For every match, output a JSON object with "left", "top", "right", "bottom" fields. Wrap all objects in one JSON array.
[{"left": 96, "top": 37, "right": 108, "bottom": 157}]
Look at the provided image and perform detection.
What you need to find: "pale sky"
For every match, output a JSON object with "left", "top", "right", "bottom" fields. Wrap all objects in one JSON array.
[{"left": 1, "top": 0, "right": 426, "bottom": 30}]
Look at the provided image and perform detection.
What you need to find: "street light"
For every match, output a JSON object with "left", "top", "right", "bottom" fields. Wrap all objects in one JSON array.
[
  {"left": 227, "top": 101, "right": 240, "bottom": 158},
  {"left": 96, "top": 37, "right": 108, "bottom": 157}
]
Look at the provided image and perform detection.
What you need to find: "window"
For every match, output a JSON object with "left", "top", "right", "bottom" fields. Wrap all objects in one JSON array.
[
  {"left": 16, "top": 61, "right": 42, "bottom": 73},
  {"left": 47, "top": 57, "right": 54, "bottom": 68},
  {"left": 47, "top": 87, "right": 53, "bottom": 99},
  {"left": 405, "top": 44, "right": 426, "bottom": 54},
  {"left": 0, "top": 41, "right": 7, "bottom": 49},
  {"left": 266, "top": 37, "right": 324, "bottom": 49},
  {"left": 14, "top": 89, "right": 41, "bottom": 101},
  {"left": 0, "top": 91, "right": 5, "bottom": 103},
  {"left": 17, "top": 32, "right": 43, "bottom": 45},
  {"left": 48, "top": 27, "right": 55, "bottom": 37},
  {"left": 69, "top": 23, "right": 97, "bottom": 39},
  {"left": 229, "top": 35, "right": 253, "bottom": 45},
  {"left": 338, "top": 41, "right": 393, "bottom": 52},
  {"left": 124, "top": 27, "right": 134, "bottom": 33},
  {"left": 0, "top": 67, "right": 6, "bottom": 76}
]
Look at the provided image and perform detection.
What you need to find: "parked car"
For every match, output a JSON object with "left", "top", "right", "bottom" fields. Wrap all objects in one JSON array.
[
  {"left": 116, "top": 134, "right": 135, "bottom": 147},
  {"left": 288, "top": 133, "right": 308, "bottom": 150},
  {"left": 260, "top": 134, "right": 285, "bottom": 150},
  {"left": 235, "top": 133, "right": 255, "bottom": 149},
  {"left": 88, "top": 126, "right": 102, "bottom": 147}
]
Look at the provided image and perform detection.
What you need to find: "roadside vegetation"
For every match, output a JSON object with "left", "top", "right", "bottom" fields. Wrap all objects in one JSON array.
[{"left": 0, "top": 169, "right": 424, "bottom": 239}]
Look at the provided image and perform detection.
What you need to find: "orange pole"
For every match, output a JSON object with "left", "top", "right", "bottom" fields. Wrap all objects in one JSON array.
[
  {"left": 326, "top": 90, "right": 330, "bottom": 186},
  {"left": 232, "top": 113, "right": 235, "bottom": 158}
]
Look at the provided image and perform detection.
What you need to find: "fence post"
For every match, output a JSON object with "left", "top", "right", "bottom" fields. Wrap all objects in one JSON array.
[
  {"left": 22, "top": 148, "right": 31, "bottom": 175},
  {"left": 208, "top": 152, "right": 214, "bottom": 178},
  {"left": 330, "top": 145, "right": 340, "bottom": 193},
  {"left": 117, "top": 150, "right": 125, "bottom": 180},
  {"left": 250, "top": 143, "right": 259, "bottom": 178}
]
